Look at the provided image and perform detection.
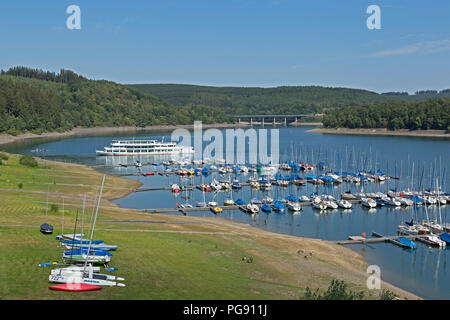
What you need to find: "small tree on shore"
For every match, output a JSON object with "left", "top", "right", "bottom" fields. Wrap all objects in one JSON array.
[{"left": 19, "top": 155, "right": 38, "bottom": 168}]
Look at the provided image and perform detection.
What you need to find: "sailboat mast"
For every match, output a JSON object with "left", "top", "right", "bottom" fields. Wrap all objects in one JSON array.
[
  {"left": 83, "top": 175, "right": 106, "bottom": 272},
  {"left": 61, "top": 197, "right": 65, "bottom": 235},
  {"left": 81, "top": 194, "right": 86, "bottom": 238}
]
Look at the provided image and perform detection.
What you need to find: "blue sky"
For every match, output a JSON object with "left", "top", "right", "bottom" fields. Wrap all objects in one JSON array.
[{"left": 0, "top": 0, "right": 449, "bottom": 93}]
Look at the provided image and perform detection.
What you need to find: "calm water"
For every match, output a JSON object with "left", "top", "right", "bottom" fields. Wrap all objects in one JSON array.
[{"left": 2, "top": 127, "right": 449, "bottom": 299}]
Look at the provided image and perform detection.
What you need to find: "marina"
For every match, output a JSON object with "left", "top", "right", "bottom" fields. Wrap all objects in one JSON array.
[{"left": 1, "top": 126, "right": 449, "bottom": 299}]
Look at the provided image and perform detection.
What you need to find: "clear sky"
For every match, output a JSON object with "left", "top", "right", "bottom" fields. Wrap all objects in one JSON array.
[{"left": 0, "top": 0, "right": 449, "bottom": 93}]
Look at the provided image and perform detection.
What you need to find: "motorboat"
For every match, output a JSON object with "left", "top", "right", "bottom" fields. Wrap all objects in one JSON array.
[
  {"left": 287, "top": 202, "right": 302, "bottom": 212},
  {"left": 360, "top": 198, "right": 377, "bottom": 208},
  {"left": 338, "top": 199, "right": 352, "bottom": 209}
]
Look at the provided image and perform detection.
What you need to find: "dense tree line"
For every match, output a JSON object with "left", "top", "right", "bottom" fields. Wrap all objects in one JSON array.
[
  {"left": 382, "top": 92, "right": 409, "bottom": 96},
  {"left": 322, "top": 98, "right": 450, "bottom": 131},
  {"left": 129, "top": 84, "right": 394, "bottom": 115},
  {"left": 1, "top": 66, "right": 85, "bottom": 83},
  {"left": 415, "top": 90, "right": 438, "bottom": 95}
]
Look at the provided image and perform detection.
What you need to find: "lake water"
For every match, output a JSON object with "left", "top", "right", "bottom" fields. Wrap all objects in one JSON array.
[{"left": 2, "top": 126, "right": 449, "bottom": 299}]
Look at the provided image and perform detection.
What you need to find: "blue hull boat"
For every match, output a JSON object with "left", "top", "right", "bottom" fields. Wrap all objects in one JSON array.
[
  {"left": 397, "top": 237, "right": 417, "bottom": 249},
  {"left": 61, "top": 239, "right": 104, "bottom": 245},
  {"left": 272, "top": 201, "right": 285, "bottom": 212},
  {"left": 64, "top": 248, "right": 113, "bottom": 257},
  {"left": 439, "top": 232, "right": 450, "bottom": 244},
  {"left": 40, "top": 223, "right": 54, "bottom": 234},
  {"left": 64, "top": 243, "right": 118, "bottom": 251}
]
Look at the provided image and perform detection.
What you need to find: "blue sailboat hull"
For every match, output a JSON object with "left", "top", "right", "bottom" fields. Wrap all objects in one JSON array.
[
  {"left": 439, "top": 232, "right": 450, "bottom": 244},
  {"left": 397, "top": 237, "right": 417, "bottom": 249}
]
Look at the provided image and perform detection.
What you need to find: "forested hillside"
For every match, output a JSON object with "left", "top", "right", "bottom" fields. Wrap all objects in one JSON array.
[
  {"left": 322, "top": 98, "right": 450, "bottom": 131},
  {"left": 128, "top": 84, "right": 394, "bottom": 115},
  {"left": 1, "top": 66, "right": 448, "bottom": 135},
  {"left": 0, "top": 67, "right": 230, "bottom": 135}
]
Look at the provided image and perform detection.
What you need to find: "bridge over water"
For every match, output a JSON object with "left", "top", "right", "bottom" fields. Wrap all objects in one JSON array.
[{"left": 233, "top": 114, "right": 315, "bottom": 126}]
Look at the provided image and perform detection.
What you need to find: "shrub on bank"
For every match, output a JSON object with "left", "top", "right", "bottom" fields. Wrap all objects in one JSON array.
[
  {"left": 19, "top": 155, "right": 38, "bottom": 167},
  {"left": 0, "top": 153, "right": 8, "bottom": 161},
  {"left": 303, "top": 279, "right": 365, "bottom": 300}
]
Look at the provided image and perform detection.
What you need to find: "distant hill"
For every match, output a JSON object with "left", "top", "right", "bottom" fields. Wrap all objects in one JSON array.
[
  {"left": 1, "top": 66, "right": 448, "bottom": 135},
  {"left": 128, "top": 84, "right": 396, "bottom": 115}
]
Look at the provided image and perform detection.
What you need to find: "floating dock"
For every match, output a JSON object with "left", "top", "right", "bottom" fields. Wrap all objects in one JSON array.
[{"left": 337, "top": 231, "right": 444, "bottom": 248}]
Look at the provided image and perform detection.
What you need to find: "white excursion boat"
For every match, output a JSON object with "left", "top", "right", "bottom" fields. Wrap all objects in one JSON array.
[{"left": 96, "top": 139, "right": 194, "bottom": 156}]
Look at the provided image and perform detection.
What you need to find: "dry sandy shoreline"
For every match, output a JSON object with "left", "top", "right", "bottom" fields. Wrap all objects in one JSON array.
[
  {"left": 0, "top": 123, "right": 248, "bottom": 146},
  {"left": 0, "top": 122, "right": 325, "bottom": 146},
  {"left": 309, "top": 127, "right": 450, "bottom": 138}
]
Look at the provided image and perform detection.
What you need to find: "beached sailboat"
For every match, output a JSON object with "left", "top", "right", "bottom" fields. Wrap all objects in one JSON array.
[
  {"left": 40, "top": 189, "right": 54, "bottom": 234},
  {"left": 49, "top": 176, "right": 126, "bottom": 288}
]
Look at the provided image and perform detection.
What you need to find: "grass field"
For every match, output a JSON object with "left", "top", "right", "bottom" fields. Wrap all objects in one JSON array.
[{"left": 0, "top": 153, "right": 419, "bottom": 300}]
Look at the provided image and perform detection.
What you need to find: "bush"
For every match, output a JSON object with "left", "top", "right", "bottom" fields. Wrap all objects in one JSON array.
[
  {"left": 19, "top": 154, "right": 38, "bottom": 167},
  {"left": 303, "top": 279, "right": 365, "bottom": 300},
  {"left": 50, "top": 204, "right": 58, "bottom": 213},
  {"left": 18, "top": 183, "right": 23, "bottom": 189},
  {"left": 379, "top": 289, "right": 397, "bottom": 300},
  {"left": 0, "top": 153, "right": 8, "bottom": 161},
  {"left": 0, "top": 159, "right": 2, "bottom": 165}
]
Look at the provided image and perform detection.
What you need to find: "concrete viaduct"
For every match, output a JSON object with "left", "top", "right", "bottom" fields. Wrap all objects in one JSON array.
[{"left": 234, "top": 114, "right": 314, "bottom": 126}]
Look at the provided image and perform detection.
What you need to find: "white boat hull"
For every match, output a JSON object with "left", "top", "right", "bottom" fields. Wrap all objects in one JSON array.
[{"left": 49, "top": 275, "right": 125, "bottom": 287}]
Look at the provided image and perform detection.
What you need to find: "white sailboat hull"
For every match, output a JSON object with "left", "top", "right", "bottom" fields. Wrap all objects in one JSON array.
[{"left": 49, "top": 275, "right": 125, "bottom": 287}]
